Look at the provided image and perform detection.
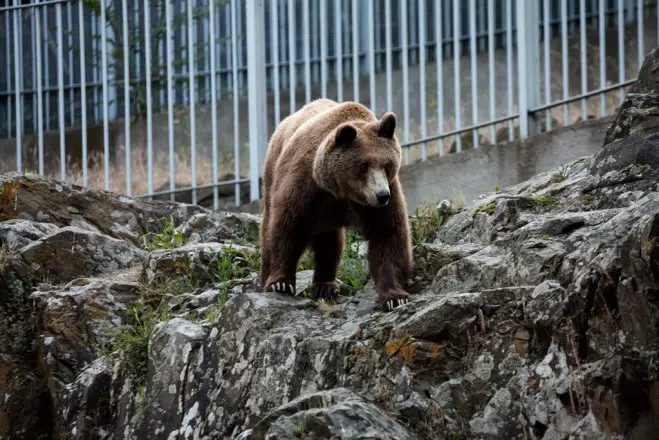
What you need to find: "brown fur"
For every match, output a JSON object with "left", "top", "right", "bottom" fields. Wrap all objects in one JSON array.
[{"left": 259, "top": 98, "right": 413, "bottom": 310}]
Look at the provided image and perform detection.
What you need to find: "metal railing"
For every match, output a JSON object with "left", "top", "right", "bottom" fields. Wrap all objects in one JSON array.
[{"left": 0, "top": 0, "right": 657, "bottom": 209}]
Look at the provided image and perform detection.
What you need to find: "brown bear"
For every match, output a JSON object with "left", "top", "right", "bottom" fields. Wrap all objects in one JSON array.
[{"left": 259, "top": 98, "right": 413, "bottom": 311}]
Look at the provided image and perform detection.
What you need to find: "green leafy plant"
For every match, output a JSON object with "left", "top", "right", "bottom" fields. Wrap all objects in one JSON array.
[
  {"left": 337, "top": 229, "right": 368, "bottom": 294},
  {"left": 533, "top": 194, "right": 557, "bottom": 208},
  {"left": 474, "top": 201, "right": 497, "bottom": 215},
  {"left": 142, "top": 217, "right": 184, "bottom": 251}
]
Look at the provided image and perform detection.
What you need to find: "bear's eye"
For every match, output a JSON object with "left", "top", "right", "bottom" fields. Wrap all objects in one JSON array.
[
  {"left": 359, "top": 162, "right": 369, "bottom": 174},
  {"left": 384, "top": 163, "right": 393, "bottom": 174}
]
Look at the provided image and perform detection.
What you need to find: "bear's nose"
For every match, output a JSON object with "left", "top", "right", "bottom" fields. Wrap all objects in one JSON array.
[{"left": 376, "top": 191, "right": 390, "bottom": 205}]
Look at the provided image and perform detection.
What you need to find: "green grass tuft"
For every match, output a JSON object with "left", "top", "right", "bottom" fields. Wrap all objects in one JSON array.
[
  {"left": 142, "top": 216, "right": 184, "bottom": 251},
  {"left": 533, "top": 194, "right": 557, "bottom": 208}
]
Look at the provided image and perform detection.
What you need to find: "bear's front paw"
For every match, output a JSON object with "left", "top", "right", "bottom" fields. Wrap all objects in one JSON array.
[
  {"left": 311, "top": 281, "right": 340, "bottom": 300},
  {"left": 264, "top": 278, "right": 297, "bottom": 296},
  {"left": 377, "top": 290, "right": 411, "bottom": 312}
]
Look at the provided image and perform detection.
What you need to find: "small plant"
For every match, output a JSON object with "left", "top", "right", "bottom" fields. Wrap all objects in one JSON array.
[
  {"left": 579, "top": 194, "right": 595, "bottom": 205},
  {"left": 410, "top": 199, "right": 444, "bottom": 245},
  {"left": 337, "top": 229, "right": 369, "bottom": 294},
  {"left": 110, "top": 302, "right": 172, "bottom": 389},
  {"left": 297, "top": 249, "right": 315, "bottom": 271},
  {"left": 215, "top": 245, "right": 258, "bottom": 283},
  {"left": 533, "top": 194, "right": 557, "bottom": 208},
  {"left": 142, "top": 216, "right": 184, "bottom": 251},
  {"left": 552, "top": 164, "right": 570, "bottom": 182},
  {"left": 205, "top": 288, "right": 230, "bottom": 323},
  {"left": 474, "top": 201, "right": 497, "bottom": 215},
  {"left": 0, "top": 243, "right": 12, "bottom": 274},
  {"left": 314, "top": 299, "right": 336, "bottom": 317}
]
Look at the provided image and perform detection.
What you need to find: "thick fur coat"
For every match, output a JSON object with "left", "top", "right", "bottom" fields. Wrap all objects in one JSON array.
[{"left": 259, "top": 98, "right": 413, "bottom": 311}]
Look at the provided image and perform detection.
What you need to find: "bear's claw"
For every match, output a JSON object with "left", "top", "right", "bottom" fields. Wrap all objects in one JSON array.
[
  {"left": 384, "top": 297, "right": 409, "bottom": 311},
  {"left": 267, "top": 281, "right": 296, "bottom": 295},
  {"left": 312, "top": 282, "right": 340, "bottom": 300}
]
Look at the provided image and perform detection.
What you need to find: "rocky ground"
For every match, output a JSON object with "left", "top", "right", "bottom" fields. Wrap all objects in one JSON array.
[{"left": 1, "top": 49, "right": 659, "bottom": 440}]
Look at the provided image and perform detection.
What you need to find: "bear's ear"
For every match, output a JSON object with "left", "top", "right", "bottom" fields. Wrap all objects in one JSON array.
[
  {"left": 377, "top": 112, "right": 397, "bottom": 139},
  {"left": 334, "top": 123, "right": 358, "bottom": 147}
]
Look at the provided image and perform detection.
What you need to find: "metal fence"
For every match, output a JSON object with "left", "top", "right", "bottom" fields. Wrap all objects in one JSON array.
[{"left": 1, "top": 0, "right": 657, "bottom": 209}]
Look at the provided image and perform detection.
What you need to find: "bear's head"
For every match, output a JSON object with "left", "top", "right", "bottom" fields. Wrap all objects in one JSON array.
[{"left": 313, "top": 111, "right": 401, "bottom": 208}]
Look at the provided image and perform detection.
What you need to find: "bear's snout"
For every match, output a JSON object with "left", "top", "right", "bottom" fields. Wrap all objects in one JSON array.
[
  {"left": 365, "top": 168, "right": 390, "bottom": 207},
  {"left": 376, "top": 191, "right": 390, "bottom": 206}
]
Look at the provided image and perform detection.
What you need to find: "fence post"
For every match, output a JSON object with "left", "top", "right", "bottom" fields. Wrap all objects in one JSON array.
[
  {"left": 516, "top": 0, "right": 541, "bottom": 139},
  {"left": 246, "top": 0, "right": 267, "bottom": 202}
]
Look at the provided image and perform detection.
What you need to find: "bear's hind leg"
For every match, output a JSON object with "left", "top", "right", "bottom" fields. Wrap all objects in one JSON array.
[
  {"left": 264, "top": 220, "right": 309, "bottom": 296},
  {"left": 310, "top": 229, "right": 344, "bottom": 300}
]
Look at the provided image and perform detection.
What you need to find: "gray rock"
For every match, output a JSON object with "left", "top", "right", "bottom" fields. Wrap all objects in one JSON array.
[
  {"left": 248, "top": 388, "right": 421, "bottom": 440},
  {"left": 603, "top": 47, "right": 659, "bottom": 146},
  {"left": 181, "top": 211, "right": 261, "bottom": 245},
  {"left": 143, "top": 241, "right": 257, "bottom": 287},
  {"left": 0, "top": 173, "right": 205, "bottom": 246},
  {"left": 0, "top": 218, "right": 59, "bottom": 250},
  {"left": 10, "top": 226, "right": 146, "bottom": 284}
]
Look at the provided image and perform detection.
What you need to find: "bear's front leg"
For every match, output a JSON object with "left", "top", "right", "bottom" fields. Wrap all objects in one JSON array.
[
  {"left": 263, "top": 216, "right": 310, "bottom": 296},
  {"left": 364, "top": 184, "right": 413, "bottom": 311},
  {"left": 310, "top": 229, "right": 344, "bottom": 300}
]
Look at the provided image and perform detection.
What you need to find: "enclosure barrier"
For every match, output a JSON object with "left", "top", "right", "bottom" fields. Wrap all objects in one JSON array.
[{"left": 0, "top": 0, "right": 656, "bottom": 209}]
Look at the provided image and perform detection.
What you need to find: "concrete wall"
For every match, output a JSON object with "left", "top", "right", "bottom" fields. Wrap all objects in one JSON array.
[{"left": 398, "top": 116, "right": 613, "bottom": 212}]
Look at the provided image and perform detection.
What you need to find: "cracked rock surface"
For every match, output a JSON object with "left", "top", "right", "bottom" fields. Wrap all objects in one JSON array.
[{"left": 1, "top": 49, "right": 659, "bottom": 440}]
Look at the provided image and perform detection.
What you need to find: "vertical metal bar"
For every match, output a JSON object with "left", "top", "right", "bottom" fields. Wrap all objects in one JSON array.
[
  {"left": 57, "top": 2, "right": 65, "bottom": 180},
  {"left": 288, "top": 0, "right": 296, "bottom": 112},
  {"left": 36, "top": 4, "right": 44, "bottom": 175},
  {"left": 6, "top": 10, "right": 11, "bottom": 139},
  {"left": 134, "top": 1, "right": 140, "bottom": 84},
  {"left": 469, "top": 0, "right": 478, "bottom": 147},
  {"left": 303, "top": 0, "right": 311, "bottom": 104},
  {"left": 402, "top": 0, "right": 410, "bottom": 163},
  {"left": 78, "top": 0, "right": 87, "bottom": 186},
  {"left": 453, "top": 0, "right": 461, "bottom": 152},
  {"left": 617, "top": 0, "right": 624, "bottom": 102},
  {"left": 580, "top": 0, "right": 587, "bottom": 118},
  {"left": 161, "top": 2, "right": 169, "bottom": 107},
  {"left": 271, "top": 0, "right": 281, "bottom": 124},
  {"left": 210, "top": 0, "right": 219, "bottom": 210},
  {"left": 91, "top": 11, "right": 98, "bottom": 123},
  {"left": 187, "top": 0, "right": 197, "bottom": 205},
  {"left": 543, "top": 0, "right": 551, "bottom": 131},
  {"left": 488, "top": 0, "right": 496, "bottom": 141},
  {"left": 232, "top": 0, "right": 241, "bottom": 205},
  {"left": 122, "top": 0, "right": 132, "bottom": 196},
  {"left": 385, "top": 0, "right": 392, "bottom": 110},
  {"left": 13, "top": 0, "right": 22, "bottom": 172},
  {"left": 368, "top": 0, "right": 376, "bottom": 112},
  {"left": 561, "top": 0, "right": 569, "bottom": 126},
  {"left": 166, "top": 0, "right": 175, "bottom": 201},
  {"left": 246, "top": 0, "right": 267, "bottom": 202},
  {"left": 352, "top": 0, "right": 359, "bottom": 102},
  {"left": 419, "top": 0, "right": 426, "bottom": 159},
  {"left": 599, "top": 0, "right": 606, "bottom": 117},
  {"left": 506, "top": 0, "right": 513, "bottom": 140},
  {"left": 637, "top": 0, "right": 643, "bottom": 70},
  {"left": 335, "top": 0, "right": 343, "bottom": 102},
  {"left": 144, "top": 0, "right": 153, "bottom": 196},
  {"left": 101, "top": 0, "right": 110, "bottom": 189},
  {"left": 203, "top": 3, "right": 210, "bottom": 104},
  {"left": 435, "top": 0, "right": 444, "bottom": 156},
  {"left": 517, "top": 0, "right": 540, "bottom": 139},
  {"left": 67, "top": 1, "right": 74, "bottom": 124},
  {"left": 320, "top": 0, "right": 328, "bottom": 98},
  {"left": 31, "top": 4, "right": 36, "bottom": 134}
]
